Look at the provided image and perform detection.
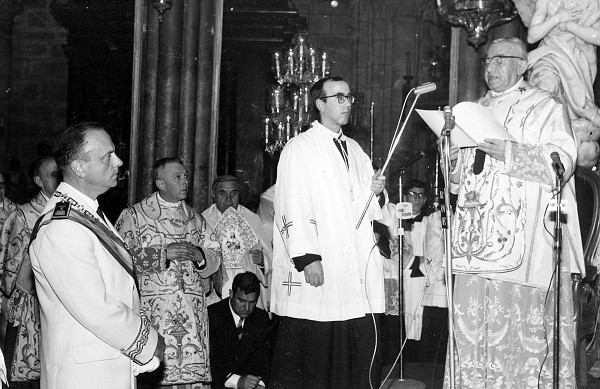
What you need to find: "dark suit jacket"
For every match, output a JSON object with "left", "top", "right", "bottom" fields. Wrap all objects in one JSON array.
[{"left": 208, "top": 297, "right": 272, "bottom": 388}]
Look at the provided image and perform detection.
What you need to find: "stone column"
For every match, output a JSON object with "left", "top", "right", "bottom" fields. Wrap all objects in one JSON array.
[{"left": 131, "top": 0, "right": 222, "bottom": 209}]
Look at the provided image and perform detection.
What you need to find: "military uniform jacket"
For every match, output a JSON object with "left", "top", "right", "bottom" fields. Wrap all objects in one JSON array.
[{"left": 29, "top": 182, "right": 160, "bottom": 389}]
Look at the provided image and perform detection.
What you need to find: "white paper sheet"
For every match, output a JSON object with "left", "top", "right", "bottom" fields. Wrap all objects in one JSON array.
[{"left": 416, "top": 102, "right": 516, "bottom": 147}]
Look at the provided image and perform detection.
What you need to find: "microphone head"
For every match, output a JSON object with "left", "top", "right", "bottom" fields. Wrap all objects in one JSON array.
[
  {"left": 414, "top": 82, "right": 437, "bottom": 95},
  {"left": 550, "top": 151, "right": 560, "bottom": 161},
  {"left": 443, "top": 106, "right": 452, "bottom": 115}
]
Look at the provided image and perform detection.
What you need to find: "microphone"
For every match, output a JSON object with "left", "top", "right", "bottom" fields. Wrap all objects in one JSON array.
[
  {"left": 443, "top": 106, "right": 453, "bottom": 131},
  {"left": 414, "top": 82, "right": 437, "bottom": 95},
  {"left": 398, "top": 150, "right": 425, "bottom": 171},
  {"left": 550, "top": 151, "right": 565, "bottom": 175}
]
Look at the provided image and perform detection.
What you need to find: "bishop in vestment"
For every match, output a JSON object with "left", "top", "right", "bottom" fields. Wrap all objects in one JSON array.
[
  {"left": 0, "top": 157, "right": 60, "bottom": 384},
  {"left": 269, "top": 77, "right": 387, "bottom": 389},
  {"left": 116, "top": 158, "right": 221, "bottom": 388},
  {"left": 202, "top": 175, "right": 271, "bottom": 311},
  {"left": 0, "top": 172, "right": 18, "bottom": 352},
  {"left": 445, "top": 37, "right": 585, "bottom": 388}
]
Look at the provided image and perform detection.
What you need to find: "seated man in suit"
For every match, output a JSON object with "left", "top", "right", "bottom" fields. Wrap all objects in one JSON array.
[{"left": 208, "top": 272, "right": 272, "bottom": 389}]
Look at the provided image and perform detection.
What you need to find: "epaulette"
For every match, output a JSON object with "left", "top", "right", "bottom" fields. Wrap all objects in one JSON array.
[{"left": 51, "top": 201, "right": 71, "bottom": 220}]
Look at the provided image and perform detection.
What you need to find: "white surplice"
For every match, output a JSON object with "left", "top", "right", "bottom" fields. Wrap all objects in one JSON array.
[{"left": 271, "top": 121, "right": 385, "bottom": 321}]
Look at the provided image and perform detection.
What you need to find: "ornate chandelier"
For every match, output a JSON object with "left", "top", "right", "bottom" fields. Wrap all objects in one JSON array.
[
  {"left": 263, "top": 33, "right": 330, "bottom": 155},
  {"left": 436, "top": 0, "right": 517, "bottom": 47}
]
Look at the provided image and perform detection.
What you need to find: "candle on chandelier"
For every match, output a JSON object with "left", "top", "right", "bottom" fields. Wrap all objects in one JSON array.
[
  {"left": 293, "top": 93, "right": 299, "bottom": 111},
  {"left": 287, "top": 48, "right": 294, "bottom": 74},
  {"left": 298, "top": 37, "right": 304, "bottom": 60},
  {"left": 273, "top": 89, "right": 281, "bottom": 113},
  {"left": 304, "top": 87, "right": 309, "bottom": 109},
  {"left": 264, "top": 118, "right": 270, "bottom": 143},
  {"left": 310, "top": 48, "right": 316, "bottom": 74},
  {"left": 321, "top": 52, "right": 328, "bottom": 78},
  {"left": 286, "top": 115, "right": 291, "bottom": 140},
  {"left": 274, "top": 51, "right": 281, "bottom": 79}
]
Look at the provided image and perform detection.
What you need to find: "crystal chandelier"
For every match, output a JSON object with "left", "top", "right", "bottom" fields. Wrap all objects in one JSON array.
[
  {"left": 263, "top": 33, "right": 330, "bottom": 155},
  {"left": 436, "top": 0, "right": 517, "bottom": 47}
]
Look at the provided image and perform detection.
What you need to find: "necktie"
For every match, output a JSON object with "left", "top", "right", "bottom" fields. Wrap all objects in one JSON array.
[
  {"left": 237, "top": 318, "right": 243, "bottom": 339},
  {"left": 333, "top": 137, "right": 349, "bottom": 169},
  {"left": 96, "top": 205, "right": 108, "bottom": 224}
]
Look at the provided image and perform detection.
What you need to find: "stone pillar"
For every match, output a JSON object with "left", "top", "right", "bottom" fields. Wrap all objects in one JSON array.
[
  {"left": 217, "top": 55, "right": 237, "bottom": 176},
  {"left": 132, "top": 0, "right": 222, "bottom": 209},
  {"left": 449, "top": 27, "right": 481, "bottom": 106},
  {"left": 192, "top": 0, "right": 216, "bottom": 208}
]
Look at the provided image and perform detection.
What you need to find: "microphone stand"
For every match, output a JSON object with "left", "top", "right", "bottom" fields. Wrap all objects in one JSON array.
[
  {"left": 440, "top": 107, "right": 456, "bottom": 389},
  {"left": 552, "top": 170, "right": 563, "bottom": 389},
  {"left": 388, "top": 166, "right": 426, "bottom": 389},
  {"left": 356, "top": 93, "right": 424, "bottom": 230},
  {"left": 397, "top": 173, "right": 406, "bottom": 382}
]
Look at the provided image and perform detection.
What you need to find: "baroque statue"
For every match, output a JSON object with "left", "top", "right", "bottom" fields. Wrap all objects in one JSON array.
[{"left": 514, "top": 0, "right": 600, "bottom": 167}]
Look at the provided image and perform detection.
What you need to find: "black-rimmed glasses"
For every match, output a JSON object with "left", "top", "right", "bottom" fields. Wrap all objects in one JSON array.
[
  {"left": 482, "top": 55, "right": 522, "bottom": 67},
  {"left": 320, "top": 93, "right": 355, "bottom": 104},
  {"left": 406, "top": 191, "right": 426, "bottom": 199}
]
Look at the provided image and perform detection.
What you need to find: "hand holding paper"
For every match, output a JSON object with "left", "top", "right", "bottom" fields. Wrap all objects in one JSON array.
[{"left": 478, "top": 138, "right": 506, "bottom": 162}]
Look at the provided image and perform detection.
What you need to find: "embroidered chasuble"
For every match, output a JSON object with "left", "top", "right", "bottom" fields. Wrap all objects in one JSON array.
[
  {"left": 450, "top": 80, "right": 585, "bottom": 287},
  {"left": 271, "top": 121, "right": 386, "bottom": 321},
  {"left": 444, "top": 80, "right": 585, "bottom": 388},
  {"left": 0, "top": 197, "right": 17, "bottom": 230},
  {"left": 116, "top": 192, "right": 221, "bottom": 385},
  {"left": 0, "top": 192, "right": 46, "bottom": 381},
  {"left": 202, "top": 204, "right": 272, "bottom": 310}
]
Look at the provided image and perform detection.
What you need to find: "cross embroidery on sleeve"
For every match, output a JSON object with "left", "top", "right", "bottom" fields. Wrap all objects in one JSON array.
[
  {"left": 309, "top": 218, "right": 318, "bottom": 236},
  {"left": 280, "top": 215, "right": 293, "bottom": 239}
]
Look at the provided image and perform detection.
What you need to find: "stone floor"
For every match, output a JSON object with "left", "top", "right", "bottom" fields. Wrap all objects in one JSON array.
[{"left": 380, "top": 359, "right": 600, "bottom": 389}]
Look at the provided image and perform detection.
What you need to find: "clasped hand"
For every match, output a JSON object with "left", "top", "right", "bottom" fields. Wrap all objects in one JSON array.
[
  {"left": 238, "top": 374, "right": 266, "bottom": 389},
  {"left": 166, "top": 242, "right": 205, "bottom": 266},
  {"left": 249, "top": 242, "right": 264, "bottom": 266}
]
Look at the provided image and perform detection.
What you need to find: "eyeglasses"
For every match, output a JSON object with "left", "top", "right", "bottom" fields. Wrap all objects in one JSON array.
[
  {"left": 320, "top": 93, "right": 355, "bottom": 104},
  {"left": 407, "top": 191, "right": 426, "bottom": 199},
  {"left": 482, "top": 55, "right": 522, "bottom": 67}
]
